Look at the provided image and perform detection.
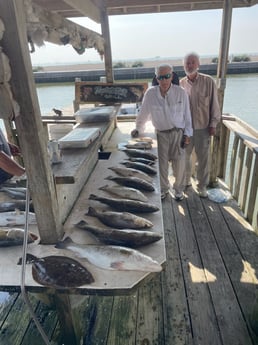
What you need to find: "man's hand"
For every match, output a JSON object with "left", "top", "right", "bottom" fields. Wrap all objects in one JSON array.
[
  {"left": 131, "top": 129, "right": 139, "bottom": 138},
  {"left": 8, "top": 143, "right": 22, "bottom": 156},
  {"left": 208, "top": 127, "right": 216, "bottom": 136},
  {"left": 181, "top": 135, "right": 190, "bottom": 148}
]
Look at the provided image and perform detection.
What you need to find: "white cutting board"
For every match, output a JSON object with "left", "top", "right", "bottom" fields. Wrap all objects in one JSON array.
[{"left": 58, "top": 127, "right": 101, "bottom": 149}]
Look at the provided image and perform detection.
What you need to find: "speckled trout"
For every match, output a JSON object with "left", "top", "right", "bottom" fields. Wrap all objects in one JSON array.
[
  {"left": 86, "top": 207, "right": 153, "bottom": 229},
  {"left": 99, "top": 185, "right": 148, "bottom": 202},
  {"left": 55, "top": 237, "right": 162, "bottom": 272}
]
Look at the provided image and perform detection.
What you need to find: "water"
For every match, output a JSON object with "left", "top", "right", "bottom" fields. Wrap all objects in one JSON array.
[{"left": 35, "top": 74, "right": 258, "bottom": 130}]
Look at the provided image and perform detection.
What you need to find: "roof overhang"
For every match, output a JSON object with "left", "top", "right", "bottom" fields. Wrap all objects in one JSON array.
[{"left": 32, "top": 0, "right": 258, "bottom": 22}]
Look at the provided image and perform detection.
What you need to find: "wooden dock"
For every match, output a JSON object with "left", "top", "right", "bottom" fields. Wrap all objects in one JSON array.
[{"left": 0, "top": 181, "right": 257, "bottom": 345}]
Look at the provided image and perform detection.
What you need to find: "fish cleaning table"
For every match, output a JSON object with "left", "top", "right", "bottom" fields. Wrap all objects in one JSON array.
[{"left": 0, "top": 121, "right": 165, "bottom": 295}]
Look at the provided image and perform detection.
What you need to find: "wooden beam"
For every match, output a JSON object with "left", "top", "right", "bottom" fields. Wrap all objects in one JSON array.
[
  {"left": 63, "top": 0, "right": 102, "bottom": 23},
  {"left": 0, "top": 0, "right": 63, "bottom": 244},
  {"left": 100, "top": 8, "right": 114, "bottom": 83},
  {"left": 210, "top": 0, "right": 233, "bottom": 186}
]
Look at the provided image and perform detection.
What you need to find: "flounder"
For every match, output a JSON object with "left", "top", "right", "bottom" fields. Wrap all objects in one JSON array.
[{"left": 17, "top": 253, "right": 94, "bottom": 288}]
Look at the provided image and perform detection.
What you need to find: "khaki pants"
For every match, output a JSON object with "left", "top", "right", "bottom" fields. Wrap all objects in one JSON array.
[
  {"left": 156, "top": 129, "right": 185, "bottom": 194},
  {"left": 185, "top": 128, "right": 210, "bottom": 189}
]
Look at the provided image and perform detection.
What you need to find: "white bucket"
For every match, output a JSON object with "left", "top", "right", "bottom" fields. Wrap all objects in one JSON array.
[{"left": 48, "top": 124, "right": 74, "bottom": 140}]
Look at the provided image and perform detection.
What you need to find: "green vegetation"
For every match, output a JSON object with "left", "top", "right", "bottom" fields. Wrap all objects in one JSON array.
[
  {"left": 32, "top": 66, "right": 44, "bottom": 72},
  {"left": 212, "top": 54, "right": 251, "bottom": 63},
  {"left": 131, "top": 61, "right": 144, "bottom": 67},
  {"left": 113, "top": 62, "right": 127, "bottom": 68}
]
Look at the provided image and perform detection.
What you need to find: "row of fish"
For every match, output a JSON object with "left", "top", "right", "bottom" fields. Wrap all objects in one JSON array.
[{"left": 17, "top": 146, "right": 163, "bottom": 288}]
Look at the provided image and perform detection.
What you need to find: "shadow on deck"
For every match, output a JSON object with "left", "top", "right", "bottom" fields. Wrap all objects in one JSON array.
[{"left": 0, "top": 183, "right": 258, "bottom": 345}]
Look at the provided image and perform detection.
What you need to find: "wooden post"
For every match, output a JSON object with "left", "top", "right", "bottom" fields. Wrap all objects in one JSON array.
[
  {"left": 0, "top": 1, "right": 63, "bottom": 243},
  {"left": 210, "top": 0, "right": 233, "bottom": 186},
  {"left": 100, "top": 8, "right": 114, "bottom": 83}
]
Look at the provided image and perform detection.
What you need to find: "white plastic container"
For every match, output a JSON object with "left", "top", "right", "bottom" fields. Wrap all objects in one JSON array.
[{"left": 58, "top": 127, "right": 101, "bottom": 149}]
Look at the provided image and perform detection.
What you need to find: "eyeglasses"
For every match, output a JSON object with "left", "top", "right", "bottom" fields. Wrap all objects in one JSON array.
[{"left": 156, "top": 73, "right": 172, "bottom": 81}]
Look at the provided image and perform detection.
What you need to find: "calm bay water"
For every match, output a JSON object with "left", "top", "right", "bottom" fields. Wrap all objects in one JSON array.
[{"left": 36, "top": 73, "right": 258, "bottom": 130}]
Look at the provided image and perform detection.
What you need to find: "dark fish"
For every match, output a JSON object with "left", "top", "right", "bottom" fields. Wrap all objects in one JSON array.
[
  {"left": 121, "top": 161, "right": 157, "bottom": 175},
  {"left": 125, "top": 142, "right": 152, "bottom": 149},
  {"left": 105, "top": 175, "right": 155, "bottom": 191},
  {"left": 0, "top": 227, "right": 38, "bottom": 247},
  {"left": 87, "top": 206, "right": 153, "bottom": 229},
  {"left": 99, "top": 185, "right": 148, "bottom": 202},
  {"left": 55, "top": 237, "right": 162, "bottom": 272},
  {"left": 0, "top": 200, "right": 34, "bottom": 212},
  {"left": 123, "top": 149, "right": 157, "bottom": 161},
  {"left": 89, "top": 194, "right": 159, "bottom": 213},
  {"left": 128, "top": 157, "right": 156, "bottom": 166},
  {"left": 108, "top": 166, "right": 153, "bottom": 183},
  {"left": 18, "top": 253, "right": 94, "bottom": 288},
  {"left": 75, "top": 220, "right": 162, "bottom": 247}
]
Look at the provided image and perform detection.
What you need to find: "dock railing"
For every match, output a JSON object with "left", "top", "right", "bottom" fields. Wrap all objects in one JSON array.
[{"left": 219, "top": 113, "right": 258, "bottom": 232}]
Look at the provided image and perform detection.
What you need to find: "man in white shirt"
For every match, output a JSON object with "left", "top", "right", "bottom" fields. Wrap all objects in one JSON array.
[{"left": 131, "top": 64, "right": 192, "bottom": 200}]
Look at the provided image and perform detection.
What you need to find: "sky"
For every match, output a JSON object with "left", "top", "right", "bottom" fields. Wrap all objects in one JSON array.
[{"left": 30, "top": 5, "right": 258, "bottom": 66}]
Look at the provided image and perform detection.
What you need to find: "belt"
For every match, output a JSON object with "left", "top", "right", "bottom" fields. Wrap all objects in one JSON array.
[{"left": 157, "top": 128, "right": 183, "bottom": 133}]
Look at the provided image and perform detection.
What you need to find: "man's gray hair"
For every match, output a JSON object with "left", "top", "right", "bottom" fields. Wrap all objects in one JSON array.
[
  {"left": 155, "top": 63, "right": 173, "bottom": 75},
  {"left": 183, "top": 52, "right": 200, "bottom": 64}
]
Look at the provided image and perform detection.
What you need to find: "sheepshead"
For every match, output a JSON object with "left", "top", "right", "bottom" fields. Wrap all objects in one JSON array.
[
  {"left": 17, "top": 253, "right": 94, "bottom": 288},
  {"left": 108, "top": 166, "right": 153, "bottom": 183},
  {"left": 0, "top": 227, "right": 38, "bottom": 247},
  {"left": 105, "top": 175, "right": 155, "bottom": 191},
  {"left": 55, "top": 237, "right": 162, "bottom": 272},
  {"left": 0, "top": 187, "right": 27, "bottom": 200},
  {"left": 0, "top": 200, "right": 34, "bottom": 212},
  {"left": 128, "top": 157, "right": 156, "bottom": 166},
  {"left": 89, "top": 194, "right": 159, "bottom": 213},
  {"left": 75, "top": 220, "right": 162, "bottom": 248},
  {"left": 87, "top": 207, "right": 153, "bottom": 229},
  {"left": 123, "top": 149, "right": 157, "bottom": 161},
  {"left": 121, "top": 161, "right": 157, "bottom": 175},
  {"left": 0, "top": 211, "right": 37, "bottom": 226},
  {"left": 99, "top": 185, "right": 148, "bottom": 202}
]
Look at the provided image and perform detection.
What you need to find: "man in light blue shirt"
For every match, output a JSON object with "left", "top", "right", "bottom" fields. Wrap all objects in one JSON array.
[{"left": 131, "top": 64, "right": 192, "bottom": 200}]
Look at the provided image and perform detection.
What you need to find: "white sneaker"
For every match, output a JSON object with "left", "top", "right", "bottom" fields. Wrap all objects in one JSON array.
[{"left": 198, "top": 188, "right": 208, "bottom": 198}]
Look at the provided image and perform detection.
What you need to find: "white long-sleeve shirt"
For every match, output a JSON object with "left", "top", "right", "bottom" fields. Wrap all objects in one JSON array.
[{"left": 135, "top": 84, "right": 193, "bottom": 137}]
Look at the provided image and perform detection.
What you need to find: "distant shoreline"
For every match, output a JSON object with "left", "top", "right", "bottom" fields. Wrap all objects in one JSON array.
[{"left": 39, "top": 55, "right": 258, "bottom": 73}]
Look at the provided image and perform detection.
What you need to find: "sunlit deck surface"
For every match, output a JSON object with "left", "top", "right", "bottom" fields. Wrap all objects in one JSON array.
[{"left": 0, "top": 180, "right": 257, "bottom": 345}]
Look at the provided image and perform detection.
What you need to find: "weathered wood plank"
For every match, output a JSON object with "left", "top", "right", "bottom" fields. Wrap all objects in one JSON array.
[
  {"left": 192, "top": 194, "right": 252, "bottom": 345},
  {"left": 234, "top": 139, "right": 245, "bottom": 201},
  {"left": 107, "top": 294, "right": 137, "bottom": 345},
  {"left": 172, "top": 191, "right": 222, "bottom": 345},
  {"left": 229, "top": 135, "right": 239, "bottom": 193},
  {"left": 161, "top": 196, "right": 193, "bottom": 345},
  {"left": 202, "top": 198, "right": 256, "bottom": 344},
  {"left": 239, "top": 148, "right": 253, "bottom": 213},
  {"left": 136, "top": 275, "right": 164, "bottom": 345}
]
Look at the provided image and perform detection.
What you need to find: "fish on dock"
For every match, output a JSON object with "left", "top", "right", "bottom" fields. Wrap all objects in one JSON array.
[
  {"left": 89, "top": 194, "right": 159, "bottom": 213},
  {"left": 108, "top": 166, "right": 153, "bottom": 183},
  {"left": 55, "top": 237, "right": 162, "bottom": 272},
  {"left": 125, "top": 142, "right": 152, "bottom": 150},
  {"left": 0, "top": 210, "right": 37, "bottom": 226},
  {"left": 123, "top": 149, "right": 158, "bottom": 161},
  {"left": 0, "top": 228, "right": 38, "bottom": 247},
  {"left": 75, "top": 220, "right": 162, "bottom": 248},
  {"left": 0, "top": 186, "right": 27, "bottom": 200},
  {"left": 128, "top": 157, "right": 156, "bottom": 166},
  {"left": 0, "top": 200, "right": 34, "bottom": 212},
  {"left": 99, "top": 185, "right": 148, "bottom": 202},
  {"left": 121, "top": 161, "right": 157, "bottom": 175},
  {"left": 105, "top": 175, "right": 155, "bottom": 191},
  {"left": 87, "top": 206, "right": 153, "bottom": 229},
  {"left": 17, "top": 253, "right": 94, "bottom": 288}
]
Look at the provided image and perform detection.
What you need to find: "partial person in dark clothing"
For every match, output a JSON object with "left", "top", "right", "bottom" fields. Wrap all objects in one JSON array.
[{"left": 0, "top": 128, "right": 25, "bottom": 184}]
